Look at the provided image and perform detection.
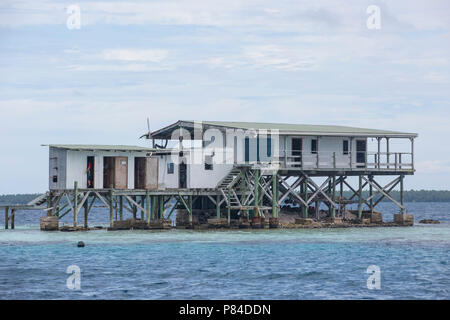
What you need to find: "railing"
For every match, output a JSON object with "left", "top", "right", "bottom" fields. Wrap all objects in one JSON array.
[{"left": 275, "top": 151, "right": 414, "bottom": 171}]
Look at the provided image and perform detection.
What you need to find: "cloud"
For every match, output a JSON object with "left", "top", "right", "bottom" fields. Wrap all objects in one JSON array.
[{"left": 102, "top": 49, "right": 168, "bottom": 62}]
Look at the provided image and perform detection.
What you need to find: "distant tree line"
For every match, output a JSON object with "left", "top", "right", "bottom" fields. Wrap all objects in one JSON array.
[{"left": 2, "top": 190, "right": 450, "bottom": 205}]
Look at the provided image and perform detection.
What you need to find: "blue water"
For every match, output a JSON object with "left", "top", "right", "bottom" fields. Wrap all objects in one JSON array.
[{"left": 0, "top": 202, "right": 449, "bottom": 300}]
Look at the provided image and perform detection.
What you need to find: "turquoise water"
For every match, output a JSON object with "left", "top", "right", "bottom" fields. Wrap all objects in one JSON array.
[{"left": 0, "top": 202, "right": 449, "bottom": 300}]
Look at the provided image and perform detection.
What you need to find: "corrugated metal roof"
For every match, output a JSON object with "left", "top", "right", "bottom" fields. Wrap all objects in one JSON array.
[
  {"left": 150, "top": 120, "right": 418, "bottom": 137},
  {"left": 202, "top": 121, "right": 409, "bottom": 135},
  {"left": 43, "top": 144, "right": 156, "bottom": 152}
]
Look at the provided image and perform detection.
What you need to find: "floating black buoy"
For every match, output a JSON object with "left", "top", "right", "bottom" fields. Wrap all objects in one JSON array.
[{"left": 77, "top": 241, "right": 85, "bottom": 247}]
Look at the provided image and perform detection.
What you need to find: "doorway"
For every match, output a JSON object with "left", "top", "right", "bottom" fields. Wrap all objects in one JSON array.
[
  {"left": 292, "top": 138, "right": 303, "bottom": 167},
  {"left": 103, "top": 157, "right": 115, "bottom": 188},
  {"left": 356, "top": 140, "right": 367, "bottom": 167},
  {"left": 103, "top": 156, "right": 128, "bottom": 189},
  {"left": 86, "top": 156, "right": 95, "bottom": 188},
  {"left": 135, "top": 157, "right": 159, "bottom": 190},
  {"left": 179, "top": 160, "right": 187, "bottom": 188}
]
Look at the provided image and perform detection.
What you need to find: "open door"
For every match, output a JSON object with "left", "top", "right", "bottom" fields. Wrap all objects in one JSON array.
[
  {"left": 103, "top": 157, "right": 115, "bottom": 188},
  {"left": 356, "top": 140, "right": 367, "bottom": 167},
  {"left": 86, "top": 156, "right": 95, "bottom": 188},
  {"left": 292, "top": 138, "right": 303, "bottom": 167},
  {"left": 179, "top": 160, "right": 187, "bottom": 188},
  {"left": 135, "top": 157, "right": 158, "bottom": 190}
]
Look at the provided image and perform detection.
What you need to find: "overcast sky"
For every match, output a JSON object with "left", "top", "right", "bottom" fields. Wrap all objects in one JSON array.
[{"left": 0, "top": 0, "right": 449, "bottom": 193}]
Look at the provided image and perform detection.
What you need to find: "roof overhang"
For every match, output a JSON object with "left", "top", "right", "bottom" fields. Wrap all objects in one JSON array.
[{"left": 148, "top": 120, "right": 418, "bottom": 140}]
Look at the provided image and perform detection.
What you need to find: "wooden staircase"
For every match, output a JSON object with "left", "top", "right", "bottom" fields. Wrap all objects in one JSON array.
[{"left": 217, "top": 167, "right": 243, "bottom": 209}]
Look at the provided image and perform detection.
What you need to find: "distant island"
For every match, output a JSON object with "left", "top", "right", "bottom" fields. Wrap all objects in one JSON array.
[{"left": 1, "top": 190, "right": 450, "bottom": 205}]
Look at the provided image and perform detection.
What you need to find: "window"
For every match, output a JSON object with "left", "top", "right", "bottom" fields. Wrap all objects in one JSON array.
[
  {"left": 267, "top": 136, "right": 272, "bottom": 158},
  {"left": 167, "top": 163, "right": 174, "bottom": 174},
  {"left": 205, "top": 155, "right": 213, "bottom": 170},
  {"left": 52, "top": 175, "right": 58, "bottom": 183},
  {"left": 311, "top": 139, "right": 318, "bottom": 154},
  {"left": 343, "top": 140, "right": 349, "bottom": 155}
]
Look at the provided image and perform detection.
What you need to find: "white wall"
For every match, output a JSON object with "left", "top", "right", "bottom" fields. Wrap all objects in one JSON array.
[
  {"left": 49, "top": 147, "right": 67, "bottom": 190},
  {"left": 63, "top": 150, "right": 148, "bottom": 189},
  {"left": 156, "top": 153, "right": 179, "bottom": 189}
]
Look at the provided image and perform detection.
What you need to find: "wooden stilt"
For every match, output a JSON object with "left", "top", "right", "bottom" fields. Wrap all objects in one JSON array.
[
  {"left": 151, "top": 196, "right": 156, "bottom": 220},
  {"left": 141, "top": 195, "right": 145, "bottom": 221},
  {"left": 400, "top": 175, "right": 405, "bottom": 215},
  {"left": 303, "top": 179, "right": 308, "bottom": 218},
  {"left": 146, "top": 191, "right": 150, "bottom": 223},
  {"left": 73, "top": 181, "right": 78, "bottom": 228},
  {"left": 369, "top": 175, "right": 374, "bottom": 213},
  {"left": 358, "top": 175, "right": 363, "bottom": 219},
  {"left": 254, "top": 169, "right": 259, "bottom": 217},
  {"left": 160, "top": 196, "right": 164, "bottom": 219},
  {"left": 119, "top": 196, "right": 123, "bottom": 221},
  {"left": 84, "top": 199, "right": 88, "bottom": 229},
  {"left": 109, "top": 185, "right": 114, "bottom": 228},
  {"left": 331, "top": 176, "right": 336, "bottom": 219},
  {"left": 132, "top": 196, "right": 137, "bottom": 220},
  {"left": 216, "top": 194, "right": 220, "bottom": 218},
  {"left": 188, "top": 195, "right": 193, "bottom": 224},
  {"left": 227, "top": 189, "right": 231, "bottom": 224},
  {"left": 272, "top": 172, "right": 278, "bottom": 218},
  {"left": 4, "top": 207, "right": 9, "bottom": 230},
  {"left": 11, "top": 209, "right": 15, "bottom": 229},
  {"left": 315, "top": 201, "right": 319, "bottom": 220}
]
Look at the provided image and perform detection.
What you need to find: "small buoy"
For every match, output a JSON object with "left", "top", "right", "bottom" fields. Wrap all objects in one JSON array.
[{"left": 77, "top": 241, "right": 85, "bottom": 247}]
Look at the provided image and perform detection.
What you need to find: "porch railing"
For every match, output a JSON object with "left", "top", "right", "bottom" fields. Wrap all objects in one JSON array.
[{"left": 275, "top": 150, "right": 414, "bottom": 171}]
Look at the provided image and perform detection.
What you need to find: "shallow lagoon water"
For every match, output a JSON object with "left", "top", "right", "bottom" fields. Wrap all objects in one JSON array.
[{"left": 0, "top": 202, "right": 449, "bottom": 299}]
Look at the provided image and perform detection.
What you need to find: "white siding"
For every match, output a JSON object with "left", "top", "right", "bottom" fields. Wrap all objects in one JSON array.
[
  {"left": 49, "top": 147, "right": 67, "bottom": 190},
  {"left": 63, "top": 150, "right": 149, "bottom": 189}
]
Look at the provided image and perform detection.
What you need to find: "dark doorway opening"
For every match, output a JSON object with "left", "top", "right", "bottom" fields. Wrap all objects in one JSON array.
[
  {"left": 103, "top": 157, "right": 115, "bottom": 188},
  {"left": 179, "top": 161, "right": 187, "bottom": 188},
  {"left": 87, "top": 156, "right": 95, "bottom": 188},
  {"left": 135, "top": 157, "right": 146, "bottom": 189},
  {"left": 356, "top": 140, "right": 367, "bottom": 167},
  {"left": 292, "top": 138, "right": 303, "bottom": 167}
]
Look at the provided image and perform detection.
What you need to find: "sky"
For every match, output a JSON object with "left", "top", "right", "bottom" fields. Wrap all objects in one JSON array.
[{"left": 0, "top": 0, "right": 449, "bottom": 193}]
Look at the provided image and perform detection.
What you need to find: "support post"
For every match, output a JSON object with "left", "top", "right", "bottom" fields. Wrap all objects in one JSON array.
[
  {"left": 411, "top": 138, "right": 415, "bottom": 171},
  {"left": 188, "top": 195, "right": 193, "bottom": 224},
  {"left": 331, "top": 176, "right": 336, "bottom": 219},
  {"left": 119, "top": 196, "right": 123, "bottom": 221},
  {"left": 132, "top": 196, "right": 137, "bottom": 220},
  {"left": 358, "top": 175, "right": 363, "bottom": 219},
  {"left": 4, "top": 207, "right": 9, "bottom": 230},
  {"left": 386, "top": 138, "right": 390, "bottom": 169},
  {"left": 340, "top": 177, "right": 344, "bottom": 217},
  {"left": 369, "top": 175, "right": 374, "bottom": 213},
  {"left": 73, "top": 181, "right": 78, "bottom": 228},
  {"left": 160, "top": 196, "right": 164, "bottom": 219},
  {"left": 302, "top": 179, "right": 308, "bottom": 218},
  {"left": 272, "top": 172, "right": 278, "bottom": 218},
  {"left": 254, "top": 169, "right": 259, "bottom": 217},
  {"left": 227, "top": 189, "right": 231, "bottom": 224},
  {"left": 400, "top": 175, "right": 405, "bottom": 215},
  {"left": 151, "top": 195, "right": 156, "bottom": 221},
  {"left": 109, "top": 185, "right": 114, "bottom": 227},
  {"left": 84, "top": 198, "right": 88, "bottom": 229},
  {"left": 141, "top": 195, "right": 145, "bottom": 221},
  {"left": 11, "top": 209, "right": 15, "bottom": 229},
  {"left": 216, "top": 194, "right": 220, "bottom": 219},
  {"left": 48, "top": 192, "right": 53, "bottom": 217},
  {"left": 146, "top": 190, "right": 150, "bottom": 223},
  {"left": 377, "top": 137, "right": 381, "bottom": 169},
  {"left": 315, "top": 201, "right": 319, "bottom": 220}
]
